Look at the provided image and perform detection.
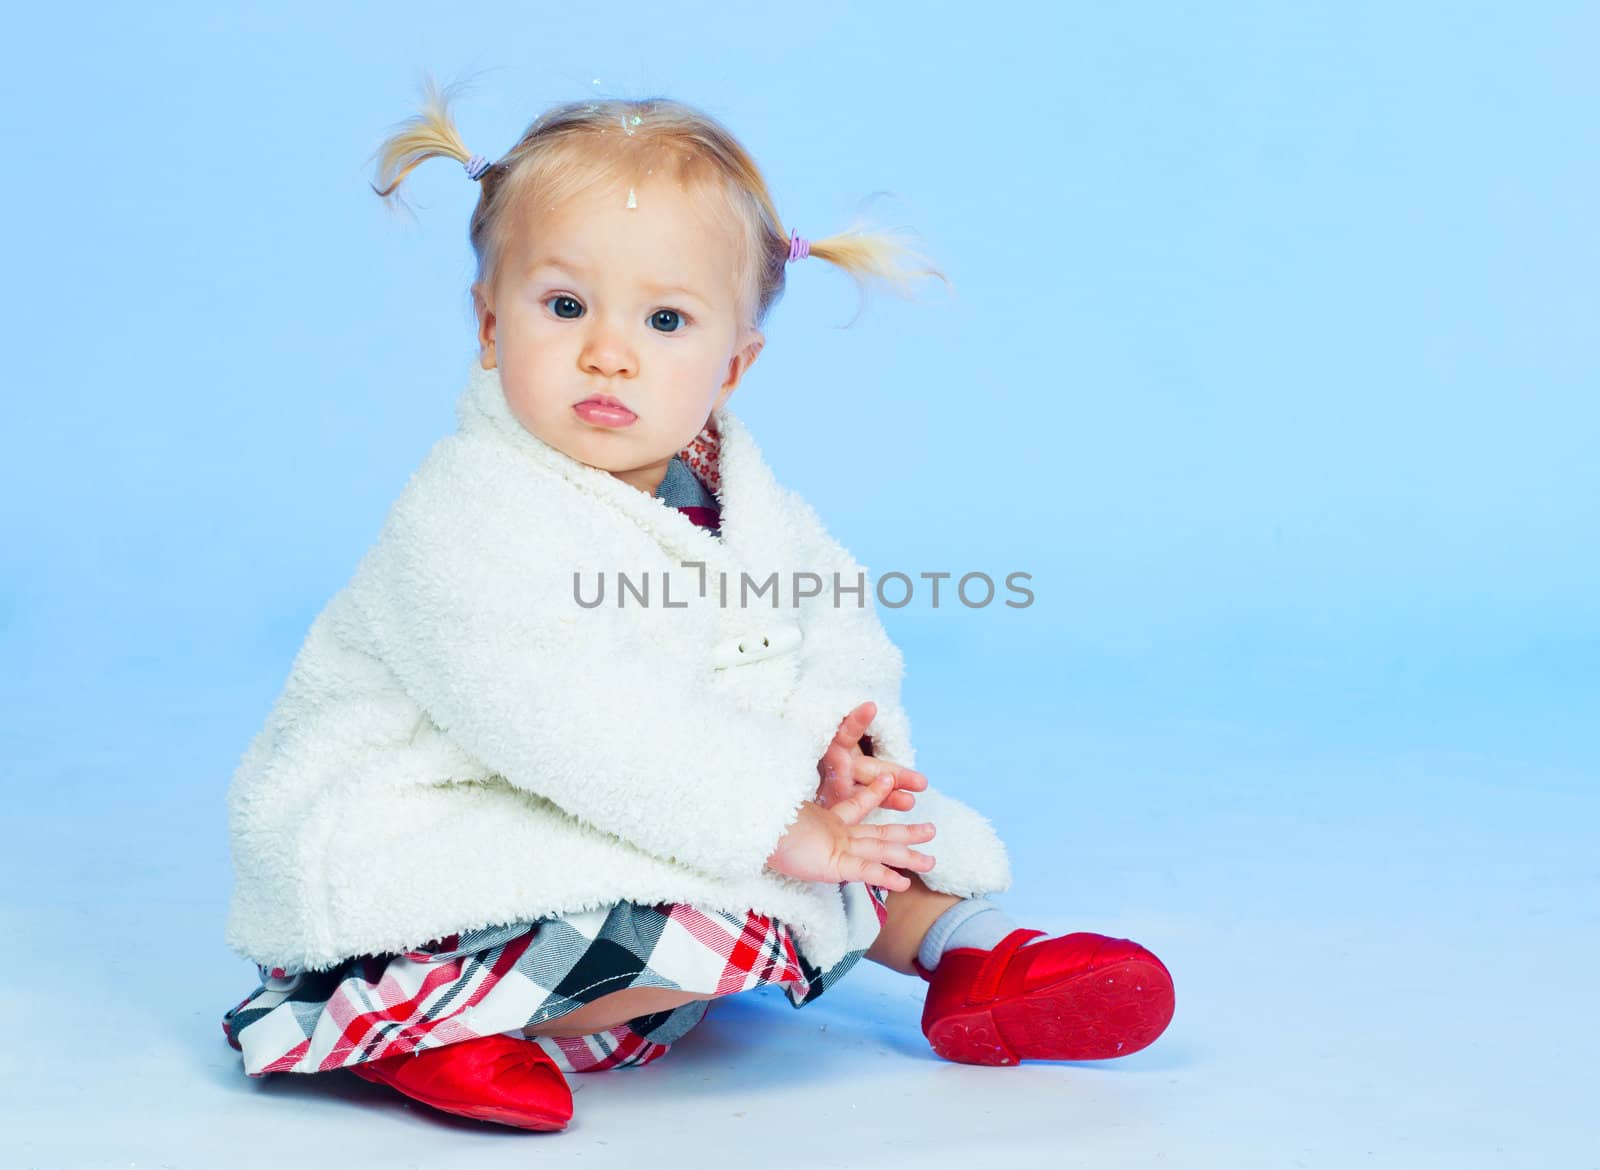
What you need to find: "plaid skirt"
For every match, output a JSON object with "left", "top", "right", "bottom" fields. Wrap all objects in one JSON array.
[{"left": 222, "top": 884, "right": 888, "bottom": 1077}]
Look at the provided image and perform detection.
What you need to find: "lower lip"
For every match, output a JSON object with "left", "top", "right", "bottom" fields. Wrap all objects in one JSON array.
[{"left": 573, "top": 401, "right": 638, "bottom": 427}]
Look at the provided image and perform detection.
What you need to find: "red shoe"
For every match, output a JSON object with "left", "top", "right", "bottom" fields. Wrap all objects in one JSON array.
[
  {"left": 914, "top": 928, "right": 1175, "bottom": 1066},
  {"left": 348, "top": 1034, "right": 573, "bottom": 1131}
]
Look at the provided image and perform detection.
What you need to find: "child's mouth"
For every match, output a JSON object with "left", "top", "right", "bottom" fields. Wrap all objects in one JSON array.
[{"left": 574, "top": 399, "right": 638, "bottom": 427}]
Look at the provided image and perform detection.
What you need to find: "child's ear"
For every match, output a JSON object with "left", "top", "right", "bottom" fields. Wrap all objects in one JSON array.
[
  {"left": 716, "top": 330, "right": 764, "bottom": 409},
  {"left": 472, "top": 281, "right": 498, "bottom": 370}
]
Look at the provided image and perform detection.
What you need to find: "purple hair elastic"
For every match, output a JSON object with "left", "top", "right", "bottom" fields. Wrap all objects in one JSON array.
[
  {"left": 787, "top": 230, "right": 810, "bottom": 263},
  {"left": 464, "top": 153, "right": 491, "bottom": 181}
]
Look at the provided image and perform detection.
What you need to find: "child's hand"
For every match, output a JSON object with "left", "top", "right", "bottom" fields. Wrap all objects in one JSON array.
[
  {"left": 815, "top": 700, "right": 928, "bottom": 814},
  {"left": 767, "top": 775, "right": 936, "bottom": 891}
]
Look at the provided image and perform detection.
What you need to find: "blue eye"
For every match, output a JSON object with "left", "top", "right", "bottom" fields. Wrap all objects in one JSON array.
[{"left": 545, "top": 295, "right": 686, "bottom": 332}]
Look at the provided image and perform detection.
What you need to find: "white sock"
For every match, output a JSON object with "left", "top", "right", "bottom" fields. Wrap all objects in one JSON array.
[{"left": 915, "top": 898, "right": 1020, "bottom": 971}]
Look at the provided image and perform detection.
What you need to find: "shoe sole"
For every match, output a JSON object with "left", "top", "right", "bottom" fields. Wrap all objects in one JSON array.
[
  {"left": 349, "top": 1065, "right": 571, "bottom": 1131},
  {"left": 926, "top": 957, "right": 1175, "bottom": 1066},
  {"left": 435, "top": 1102, "right": 569, "bottom": 1131}
]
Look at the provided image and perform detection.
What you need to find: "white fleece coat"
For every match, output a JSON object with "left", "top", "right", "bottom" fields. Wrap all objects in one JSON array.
[{"left": 225, "top": 359, "right": 1011, "bottom": 975}]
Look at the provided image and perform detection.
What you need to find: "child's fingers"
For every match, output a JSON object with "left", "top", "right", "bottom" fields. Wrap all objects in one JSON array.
[
  {"left": 831, "top": 701, "right": 877, "bottom": 750},
  {"left": 836, "top": 700, "right": 874, "bottom": 735},
  {"left": 860, "top": 759, "right": 927, "bottom": 793},
  {"left": 895, "top": 767, "right": 928, "bottom": 792},
  {"left": 830, "top": 774, "right": 895, "bottom": 825},
  {"left": 847, "top": 832, "right": 936, "bottom": 872},
  {"left": 839, "top": 854, "right": 912, "bottom": 892},
  {"left": 880, "top": 770, "right": 924, "bottom": 810},
  {"left": 851, "top": 766, "right": 914, "bottom": 810},
  {"left": 880, "top": 845, "right": 936, "bottom": 872},
  {"left": 839, "top": 833, "right": 935, "bottom": 883},
  {"left": 851, "top": 820, "right": 936, "bottom": 844}
]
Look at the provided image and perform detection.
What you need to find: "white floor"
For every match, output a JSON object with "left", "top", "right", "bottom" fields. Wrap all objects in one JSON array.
[{"left": 5, "top": 672, "right": 1595, "bottom": 1169}]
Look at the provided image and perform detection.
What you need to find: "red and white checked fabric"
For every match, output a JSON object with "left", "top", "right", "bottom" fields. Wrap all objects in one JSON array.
[
  {"left": 533, "top": 1018, "right": 674, "bottom": 1073},
  {"left": 223, "top": 890, "right": 889, "bottom": 1077}
]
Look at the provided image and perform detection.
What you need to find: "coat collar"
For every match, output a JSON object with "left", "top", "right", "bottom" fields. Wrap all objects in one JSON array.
[{"left": 453, "top": 358, "right": 791, "bottom": 574}]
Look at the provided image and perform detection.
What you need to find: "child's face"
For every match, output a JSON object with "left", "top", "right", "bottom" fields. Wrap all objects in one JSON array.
[{"left": 474, "top": 178, "right": 764, "bottom": 495}]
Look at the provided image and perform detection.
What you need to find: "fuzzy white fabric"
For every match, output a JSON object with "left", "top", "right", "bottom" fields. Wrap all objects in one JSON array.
[{"left": 225, "top": 360, "right": 1011, "bottom": 974}]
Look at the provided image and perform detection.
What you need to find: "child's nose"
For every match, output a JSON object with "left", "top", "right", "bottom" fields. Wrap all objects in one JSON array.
[{"left": 580, "top": 326, "right": 637, "bottom": 378}]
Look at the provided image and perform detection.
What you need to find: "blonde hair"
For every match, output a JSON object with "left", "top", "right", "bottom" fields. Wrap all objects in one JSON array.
[{"left": 369, "top": 72, "right": 951, "bottom": 330}]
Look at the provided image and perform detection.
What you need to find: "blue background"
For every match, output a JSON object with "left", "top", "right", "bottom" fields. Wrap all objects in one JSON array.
[{"left": 3, "top": 3, "right": 1595, "bottom": 1166}]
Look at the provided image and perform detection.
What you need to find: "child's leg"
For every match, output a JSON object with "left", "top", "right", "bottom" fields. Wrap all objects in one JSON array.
[
  {"left": 521, "top": 987, "right": 715, "bottom": 1039},
  {"left": 865, "top": 872, "right": 963, "bottom": 975}
]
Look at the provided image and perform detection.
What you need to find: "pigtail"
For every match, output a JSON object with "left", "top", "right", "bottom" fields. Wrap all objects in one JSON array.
[
  {"left": 808, "top": 220, "right": 952, "bottom": 298},
  {"left": 784, "top": 197, "right": 953, "bottom": 326},
  {"left": 367, "top": 70, "right": 486, "bottom": 216}
]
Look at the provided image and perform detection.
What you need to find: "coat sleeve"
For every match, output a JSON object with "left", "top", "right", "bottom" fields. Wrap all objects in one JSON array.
[
  {"left": 776, "top": 485, "right": 919, "bottom": 769},
  {"left": 345, "top": 444, "right": 823, "bottom": 885},
  {"left": 777, "top": 486, "right": 1013, "bottom": 899}
]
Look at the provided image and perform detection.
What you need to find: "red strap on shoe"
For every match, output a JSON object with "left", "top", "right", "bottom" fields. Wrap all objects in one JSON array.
[{"left": 968, "top": 928, "right": 1046, "bottom": 1006}]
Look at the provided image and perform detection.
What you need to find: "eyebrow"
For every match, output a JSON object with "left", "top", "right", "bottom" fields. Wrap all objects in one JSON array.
[{"left": 529, "top": 257, "right": 709, "bottom": 303}]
